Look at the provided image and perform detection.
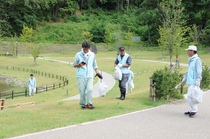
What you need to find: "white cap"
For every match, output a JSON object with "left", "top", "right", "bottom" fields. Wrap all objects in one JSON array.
[{"left": 185, "top": 45, "right": 197, "bottom": 51}]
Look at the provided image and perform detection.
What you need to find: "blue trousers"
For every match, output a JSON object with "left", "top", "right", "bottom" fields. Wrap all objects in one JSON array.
[{"left": 77, "top": 77, "right": 93, "bottom": 105}]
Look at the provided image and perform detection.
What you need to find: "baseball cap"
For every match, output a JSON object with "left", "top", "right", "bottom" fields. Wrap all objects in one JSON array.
[
  {"left": 30, "top": 74, "right": 33, "bottom": 76},
  {"left": 119, "top": 46, "right": 125, "bottom": 51},
  {"left": 185, "top": 45, "right": 197, "bottom": 51}
]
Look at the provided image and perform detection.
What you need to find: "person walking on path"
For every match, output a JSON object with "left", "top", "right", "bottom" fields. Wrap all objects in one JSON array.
[
  {"left": 73, "top": 41, "right": 103, "bottom": 109},
  {"left": 28, "top": 74, "right": 36, "bottom": 96},
  {"left": 182, "top": 45, "right": 202, "bottom": 118},
  {"left": 114, "top": 46, "right": 132, "bottom": 100}
]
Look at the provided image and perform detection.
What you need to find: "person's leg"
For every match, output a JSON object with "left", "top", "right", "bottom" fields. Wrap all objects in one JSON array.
[
  {"left": 186, "top": 85, "right": 198, "bottom": 117},
  {"left": 86, "top": 77, "right": 93, "bottom": 106},
  {"left": 116, "top": 80, "right": 123, "bottom": 99},
  {"left": 119, "top": 73, "right": 130, "bottom": 100},
  {"left": 28, "top": 86, "right": 32, "bottom": 96},
  {"left": 31, "top": 87, "right": 34, "bottom": 96},
  {"left": 77, "top": 78, "right": 86, "bottom": 107}
]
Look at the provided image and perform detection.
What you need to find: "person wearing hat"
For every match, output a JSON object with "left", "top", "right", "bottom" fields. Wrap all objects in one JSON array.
[
  {"left": 28, "top": 74, "right": 36, "bottom": 96},
  {"left": 73, "top": 41, "right": 103, "bottom": 109},
  {"left": 114, "top": 46, "right": 132, "bottom": 100},
  {"left": 182, "top": 45, "right": 202, "bottom": 118}
]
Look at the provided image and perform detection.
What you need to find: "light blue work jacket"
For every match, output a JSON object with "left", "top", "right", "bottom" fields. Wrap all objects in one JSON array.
[
  {"left": 117, "top": 53, "right": 130, "bottom": 74},
  {"left": 73, "top": 50, "right": 98, "bottom": 78},
  {"left": 28, "top": 77, "right": 36, "bottom": 87},
  {"left": 186, "top": 54, "right": 202, "bottom": 85}
]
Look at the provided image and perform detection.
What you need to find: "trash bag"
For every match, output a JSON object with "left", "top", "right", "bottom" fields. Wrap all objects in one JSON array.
[
  {"left": 192, "top": 86, "right": 203, "bottom": 104},
  {"left": 99, "top": 80, "right": 108, "bottom": 97},
  {"left": 128, "top": 80, "right": 134, "bottom": 89},
  {"left": 113, "top": 67, "right": 122, "bottom": 80}
]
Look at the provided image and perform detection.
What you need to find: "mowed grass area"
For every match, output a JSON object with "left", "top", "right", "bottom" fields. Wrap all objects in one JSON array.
[{"left": 0, "top": 48, "right": 209, "bottom": 139}]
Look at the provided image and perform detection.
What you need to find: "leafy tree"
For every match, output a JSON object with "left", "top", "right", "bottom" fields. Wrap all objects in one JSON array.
[
  {"left": 158, "top": 0, "right": 188, "bottom": 72},
  {"left": 137, "top": 0, "right": 161, "bottom": 44},
  {"left": 82, "top": 31, "right": 93, "bottom": 42},
  {"left": 20, "top": 25, "right": 42, "bottom": 64},
  {"left": 104, "top": 28, "right": 112, "bottom": 49},
  {"left": 123, "top": 31, "right": 133, "bottom": 52},
  {"left": 188, "top": 24, "right": 201, "bottom": 46}
]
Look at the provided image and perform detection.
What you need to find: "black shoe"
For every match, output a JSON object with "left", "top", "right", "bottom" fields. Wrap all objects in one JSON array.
[
  {"left": 189, "top": 112, "right": 196, "bottom": 118},
  {"left": 116, "top": 96, "right": 122, "bottom": 99},
  {"left": 81, "top": 105, "right": 86, "bottom": 109},
  {"left": 120, "top": 96, "right": 125, "bottom": 100},
  {"left": 86, "top": 104, "right": 95, "bottom": 109},
  {"left": 184, "top": 111, "right": 190, "bottom": 115}
]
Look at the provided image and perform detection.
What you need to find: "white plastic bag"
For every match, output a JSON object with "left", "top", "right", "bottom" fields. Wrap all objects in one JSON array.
[
  {"left": 114, "top": 67, "right": 122, "bottom": 80},
  {"left": 192, "top": 86, "right": 203, "bottom": 104},
  {"left": 99, "top": 80, "right": 108, "bottom": 97},
  {"left": 128, "top": 80, "right": 134, "bottom": 89}
]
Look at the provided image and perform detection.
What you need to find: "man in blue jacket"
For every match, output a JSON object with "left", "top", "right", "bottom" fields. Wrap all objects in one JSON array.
[
  {"left": 73, "top": 41, "right": 103, "bottom": 109},
  {"left": 183, "top": 45, "right": 202, "bottom": 118},
  {"left": 28, "top": 74, "right": 36, "bottom": 96},
  {"left": 114, "top": 46, "right": 132, "bottom": 100}
]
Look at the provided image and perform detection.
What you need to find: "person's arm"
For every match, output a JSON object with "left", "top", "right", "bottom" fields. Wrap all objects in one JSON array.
[
  {"left": 114, "top": 58, "right": 119, "bottom": 67},
  {"left": 195, "top": 58, "right": 202, "bottom": 86},
  {"left": 74, "top": 63, "right": 85, "bottom": 67},
  {"left": 122, "top": 56, "right": 131, "bottom": 67},
  {"left": 73, "top": 53, "right": 86, "bottom": 68}
]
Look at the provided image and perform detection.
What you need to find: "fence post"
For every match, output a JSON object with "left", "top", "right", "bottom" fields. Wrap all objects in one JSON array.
[
  {"left": 66, "top": 89, "right": 68, "bottom": 95},
  {"left": 53, "top": 84, "right": 55, "bottom": 89},
  {"left": 66, "top": 80, "right": 68, "bottom": 85},
  {"left": 36, "top": 87, "right": 38, "bottom": 94},
  {"left": 59, "top": 83, "right": 61, "bottom": 88},
  {"left": 25, "top": 89, "right": 27, "bottom": 97},
  {"left": 149, "top": 78, "right": 156, "bottom": 101},
  {"left": 46, "top": 86, "right": 48, "bottom": 92},
  {"left": 12, "top": 90, "right": 14, "bottom": 99}
]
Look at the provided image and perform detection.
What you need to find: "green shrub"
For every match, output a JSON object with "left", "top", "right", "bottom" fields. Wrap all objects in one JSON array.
[
  {"left": 151, "top": 67, "right": 183, "bottom": 100},
  {"left": 201, "top": 65, "right": 210, "bottom": 89}
]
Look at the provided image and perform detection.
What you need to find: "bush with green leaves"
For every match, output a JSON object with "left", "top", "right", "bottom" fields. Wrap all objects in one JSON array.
[
  {"left": 201, "top": 65, "right": 210, "bottom": 89},
  {"left": 151, "top": 67, "right": 183, "bottom": 100}
]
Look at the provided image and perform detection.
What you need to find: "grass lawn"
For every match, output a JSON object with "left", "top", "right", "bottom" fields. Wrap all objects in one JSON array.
[{"left": 0, "top": 47, "right": 209, "bottom": 139}]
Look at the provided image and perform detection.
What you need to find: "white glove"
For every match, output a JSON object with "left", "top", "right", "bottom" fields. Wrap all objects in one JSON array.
[
  {"left": 195, "top": 81, "right": 200, "bottom": 87},
  {"left": 118, "top": 63, "right": 123, "bottom": 68}
]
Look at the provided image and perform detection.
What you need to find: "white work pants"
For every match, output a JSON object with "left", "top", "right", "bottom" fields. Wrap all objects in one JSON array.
[
  {"left": 29, "top": 86, "right": 36, "bottom": 96},
  {"left": 187, "top": 85, "right": 198, "bottom": 113}
]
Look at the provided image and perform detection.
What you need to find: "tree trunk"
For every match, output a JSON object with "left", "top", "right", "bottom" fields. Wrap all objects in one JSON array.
[
  {"left": 175, "top": 56, "right": 180, "bottom": 68},
  {"left": 170, "top": 53, "right": 173, "bottom": 73},
  {"left": 34, "top": 57, "right": 37, "bottom": 64},
  {"left": 120, "top": 0, "right": 124, "bottom": 10},
  {"left": 126, "top": 0, "right": 129, "bottom": 11},
  {"left": 147, "top": 24, "right": 153, "bottom": 45},
  {"left": 80, "top": 0, "right": 83, "bottom": 11},
  {"left": 116, "top": 0, "right": 120, "bottom": 11}
]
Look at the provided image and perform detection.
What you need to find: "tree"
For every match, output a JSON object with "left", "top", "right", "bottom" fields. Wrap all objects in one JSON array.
[
  {"left": 158, "top": 0, "right": 188, "bottom": 72},
  {"left": 20, "top": 25, "right": 42, "bottom": 64},
  {"left": 104, "top": 28, "right": 112, "bottom": 49},
  {"left": 82, "top": 31, "right": 93, "bottom": 42},
  {"left": 123, "top": 31, "right": 133, "bottom": 52},
  {"left": 188, "top": 24, "right": 202, "bottom": 46}
]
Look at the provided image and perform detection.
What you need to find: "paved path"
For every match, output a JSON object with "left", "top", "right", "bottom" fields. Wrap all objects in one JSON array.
[{"left": 9, "top": 91, "right": 210, "bottom": 139}]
